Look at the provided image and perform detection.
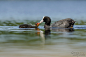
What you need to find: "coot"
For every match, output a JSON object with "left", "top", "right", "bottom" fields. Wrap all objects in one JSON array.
[
  {"left": 19, "top": 23, "right": 40, "bottom": 28},
  {"left": 38, "top": 16, "right": 76, "bottom": 28}
]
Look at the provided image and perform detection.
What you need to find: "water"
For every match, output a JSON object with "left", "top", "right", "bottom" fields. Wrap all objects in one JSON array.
[
  {"left": 0, "top": 26, "right": 86, "bottom": 57},
  {"left": 0, "top": 1, "right": 86, "bottom": 57}
]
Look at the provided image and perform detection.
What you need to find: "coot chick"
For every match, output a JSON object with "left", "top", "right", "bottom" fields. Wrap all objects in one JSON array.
[
  {"left": 19, "top": 23, "right": 40, "bottom": 28},
  {"left": 38, "top": 16, "right": 76, "bottom": 28}
]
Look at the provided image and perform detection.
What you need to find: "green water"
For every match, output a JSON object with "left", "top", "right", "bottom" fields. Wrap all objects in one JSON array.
[{"left": 0, "top": 20, "right": 86, "bottom": 57}]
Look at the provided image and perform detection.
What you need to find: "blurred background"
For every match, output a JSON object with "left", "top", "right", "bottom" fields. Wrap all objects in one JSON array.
[
  {"left": 0, "top": 0, "right": 86, "bottom": 25},
  {"left": 0, "top": 0, "right": 86, "bottom": 57}
]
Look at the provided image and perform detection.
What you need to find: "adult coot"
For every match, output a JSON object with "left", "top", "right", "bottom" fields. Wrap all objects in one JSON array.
[{"left": 38, "top": 16, "right": 76, "bottom": 28}]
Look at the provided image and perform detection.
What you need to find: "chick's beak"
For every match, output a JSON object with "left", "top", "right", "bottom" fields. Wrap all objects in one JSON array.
[
  {"left": 37, "top": 23, "right": 40, "bottom": 27},
  {"left": 35, "top": 23, "right": 40, "bottom": 27},
  {"left": 35, "top": 18, "right": 44, "bottom": 27}
]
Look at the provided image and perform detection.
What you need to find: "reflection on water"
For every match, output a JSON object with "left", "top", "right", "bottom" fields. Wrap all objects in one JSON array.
[{"left": 0, "top": 25, "right": 86, "bottom": 57}]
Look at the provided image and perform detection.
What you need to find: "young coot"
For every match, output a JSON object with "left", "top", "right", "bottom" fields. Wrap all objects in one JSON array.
[
  {"left": 19, "top": 23, "right": 40, "bottom": 28},
  {"left": 38, "top": 16, "right": 76, "bottom": 28}
]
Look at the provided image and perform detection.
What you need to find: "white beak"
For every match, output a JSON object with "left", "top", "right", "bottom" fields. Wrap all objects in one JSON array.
[
  {"left": 39, "top": 19, "right": 43, "bottom": 23},
  {"left": 39, "top": 16, "right": 45, "bottom": 23}
]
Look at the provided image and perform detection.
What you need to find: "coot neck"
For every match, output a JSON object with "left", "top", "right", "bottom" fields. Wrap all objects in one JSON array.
[
  {"left": 44, "top": 22, "right": 51, "bottom": 30},
  {"left": 45, "top": 22, "right": 51, "bottom": 26}
]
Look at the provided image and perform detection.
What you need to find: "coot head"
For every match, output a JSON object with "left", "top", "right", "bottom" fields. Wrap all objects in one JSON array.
[{"left": 39, "top": 16, "right": 51, "bottom": 26}]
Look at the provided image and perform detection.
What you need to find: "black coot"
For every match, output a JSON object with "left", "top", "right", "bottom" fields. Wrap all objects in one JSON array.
[{"left": 39, "top": 16, "right": 76, "bottom": 28}]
